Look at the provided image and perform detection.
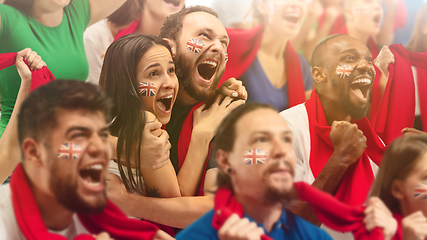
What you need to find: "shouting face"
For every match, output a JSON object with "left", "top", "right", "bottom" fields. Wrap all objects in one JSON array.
[{"left": 173, "top": 11, "right": 229, "bottom": 103}]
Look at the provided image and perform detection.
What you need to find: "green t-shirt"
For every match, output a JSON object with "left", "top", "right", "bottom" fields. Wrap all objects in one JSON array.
[{"left": 0, "top": 0, "right": 91, "bottom": 136}]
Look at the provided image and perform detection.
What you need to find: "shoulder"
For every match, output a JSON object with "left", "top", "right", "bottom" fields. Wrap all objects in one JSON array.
[
  {"left": 293, "top": 213, "right": 333, "bottom": 239},
  {"left": 280, "top": 103, "right": 308, "bottom": 128},
  {"left": 64, "top": 0, "right": 91, "bottom": 28},
  {"left": 176, "top": 210, "right": 218, "bottom": 240},
  {"left": 0, "top": 184, "right": 25, "bottom": 239}
]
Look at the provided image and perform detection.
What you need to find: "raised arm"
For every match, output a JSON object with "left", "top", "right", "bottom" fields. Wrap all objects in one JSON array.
[
  {"left": 88, "top": 0, "right": 127, "bottom": 26},
  {"left": 0, "top": 49, "right": 46, "bottom": 183},
  {"left": 291, "top": 121, "right": 367, "bottom": 225}
]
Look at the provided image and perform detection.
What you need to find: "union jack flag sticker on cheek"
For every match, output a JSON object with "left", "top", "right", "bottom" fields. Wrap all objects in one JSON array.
[
  {"left": 139, "top": 82, "right": 156, "bottom": 97},
  {"left": 186, "top": 39, "right": 205, "bottom": 53},
  {"left": 58, "top": 142, "right": 82, "bottom": 160},
  {"left": 414, "top": 182, "right": 427, "bottom": 200},
  {"left": 336, "top": 64, "right": 354, "bottom": 78},
  {"left": 224, "top": 52, "right": 228, "bottom": 63},
  {"left": 243, "top": 148, "right": 268, "bottom": 165}
]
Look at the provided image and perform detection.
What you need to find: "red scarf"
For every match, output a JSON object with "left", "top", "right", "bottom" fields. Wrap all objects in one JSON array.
[
  {"left": 306, "top": 90, "right": 385, "bottom": 206},
  {"left": 114, "top": 20, "right": 140, "bottom": 41},
  {"left": 10, "top": 164, "right": 158, "bottom": 240},
  {"left": 177, "top": 102, "right": 212, "bottom": 196},
  {"left": 0, "top": 53, "right": 55, "bottom": 91},
  {"left": 222, "top": 25, "right": 306, "bottom": 107},
  {"left": 212, "top": 183, "right": 383, "bottom": 240},
  {"left": 416, "top": 67, "right": 427, "bottom": 130},
  {"left": 374, "top": 44, "right": 427, "bottom": 144}
]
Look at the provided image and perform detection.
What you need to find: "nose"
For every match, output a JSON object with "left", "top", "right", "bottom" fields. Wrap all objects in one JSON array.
[
  {"left": 208, "top": 38, "right": 226, "bottom": 56},
  {"left": 269, "top": 137, "right": 289, "bottom": 160},
  {"left": 86, "top": 134, "right": 109, "bottom": 159},
  {"left": 356, "top": 58, "right": 373, "bottom": 73},
  {"left": 161, "top": 73, "right": 177, "bottom": 91}
]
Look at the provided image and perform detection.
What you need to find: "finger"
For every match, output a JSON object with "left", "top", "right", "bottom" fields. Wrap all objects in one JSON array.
[
  {"left": 218, "top": 214, "right": 241, "bottom": 236},
  {"left": 26, "top": 51, "right": 38, "bottom": 67},
  {"left": 35, "top": 60, "right": 46, "bottom": 70},
  {"left": 30, "top": 55, "right": 43, "bottom": 71},
  {"left": 95, "top": 232, "right": 111, "bottom": 240},
  {"left": 226, "top": 99, "right": 245, "bottom": 111},
  {"left": 145, "top": 120, "right": 163, "bottom": 132}
]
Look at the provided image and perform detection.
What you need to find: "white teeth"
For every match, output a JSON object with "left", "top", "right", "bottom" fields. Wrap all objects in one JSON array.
[
  {"left": 85, "top": 164, "right": 102, "bottom": 170},
  {"left": 161, "top": 95, "right": 173, "bottom": 100},
  {"left": 352, "top": 78, "right": 371, "bottom": 85},
  {"left": 85, "top": 180, "right": 100, "bottom": 186},
  {"left": 201, "top": 60, "right": 217, "bottom": 68}
]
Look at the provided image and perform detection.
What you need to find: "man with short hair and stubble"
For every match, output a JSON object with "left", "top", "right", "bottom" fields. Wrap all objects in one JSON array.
[
  {"left": 176, "top": 103, "right": 332, "bottom": 239},
  {"left": 106, "top": 6, "right": 247, "bottom": 229},
  {"left": 0, "top": 80, "right": 171, "bottom": 240}
]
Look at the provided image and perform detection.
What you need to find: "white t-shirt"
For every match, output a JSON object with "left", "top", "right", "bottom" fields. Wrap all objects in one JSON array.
[
  {"left": 0, "top": 184, "right": 90, "bottom": 239},
  {"left": 280, "top": 103, "right": 380, "bottom": 240},
  {"left": 84, "top": 19, "right": 114, "bottom": 85},
  {"left": 108, "top": 160, "right": 146, "bottom": 195}
]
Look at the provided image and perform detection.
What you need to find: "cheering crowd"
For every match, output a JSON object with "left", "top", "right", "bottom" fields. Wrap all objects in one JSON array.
[{"left": 0, "top": 0, "right": 427, "bottom": 239}]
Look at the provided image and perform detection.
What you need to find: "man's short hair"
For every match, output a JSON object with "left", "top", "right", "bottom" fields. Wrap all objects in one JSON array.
[
  {"left": 159, "top": 5, "right": 218, "bottom": 42},
  {"left": 213, "top": 103, "right": 276, "bottom": 189},
  {"left": 18, "top": 80, "right": 111, "bottom": 150},
  {"left": 311, "top": 34, "right": 346, "bottom": 68}
]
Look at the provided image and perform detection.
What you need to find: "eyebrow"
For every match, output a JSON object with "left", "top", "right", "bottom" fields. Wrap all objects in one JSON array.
[
  {"left": 65, "top": 126, "right": 109, "bottom": 135},
  {"left": 251, "top": 130, "right": 293, "bottom": 135},
  {"left": 144, "top": 63, "right": 161, "bottom": 72}
]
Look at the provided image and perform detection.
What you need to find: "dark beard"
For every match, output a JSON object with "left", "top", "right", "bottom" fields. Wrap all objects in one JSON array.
[
  {"left": 49, "top": 157, "right": 107, "bottom": 214},
  {"left": 263, "top": 161, "right": 296, "bottom": 205},
  {"left": 174, "top": 45, "right": 223, "bottom": 103}
]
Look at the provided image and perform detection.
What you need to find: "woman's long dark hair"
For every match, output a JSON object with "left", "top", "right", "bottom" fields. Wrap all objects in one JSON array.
[{"left": 99, "top": 33, "right": 173, "bottom": 195}]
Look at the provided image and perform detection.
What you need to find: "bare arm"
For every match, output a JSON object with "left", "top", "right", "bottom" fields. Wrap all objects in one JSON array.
[
  {"left": 291, "top": 121, "right": 367, "bottom": 225},
  {"left": 88, "top": 0, "right": 127, "bottom": 26},
  {"left": 0, "top": 49, "right": 46, "bottom": 183},
  {"left": 106, "top": 169, "right": 218, "bottom": 228},
  {"left": 375, "top": 0, "right": 398, "bottom": 46}
]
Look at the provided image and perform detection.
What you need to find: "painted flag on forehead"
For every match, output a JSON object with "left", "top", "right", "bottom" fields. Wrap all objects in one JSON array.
[
  {"left": 186, "top": 39, "right": 205, "bottom": 53},
  {"left": 139, "top": 82, "right": 156, "bottom": 97},
  {"left": 243, "top": 148, "right": 268, "bottom": 165},
  {"left": 336, "top": 64, "right": 353, "bottom": 78},
  {"left": 58, "top": 142, "right": 82, "bottom": 160},
  {"left": 414, "top": 183, "right": 427, "bottom": 200}
]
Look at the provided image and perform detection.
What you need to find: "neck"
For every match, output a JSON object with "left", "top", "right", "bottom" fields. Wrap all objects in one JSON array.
[
  {"left": 26, "top": 172, "right": 73, "bottom": 230},
  {"left": 30, "top": 6, "right": 63, "bottom": 27},
  {"left": 318, "top": 92, "right": 352, "bottom": 125},
  {"left": 259, "top": 25, "right": 289, "bottom": 60},
  {"left": 235, "top": 193, "right": 283, "bottom": 233},
  {"left": 136, "top": 8, "right": 166, "bottom": 35},
  {"left": 176, "top": 87, "right": 199, "bottom": 106},
  {"left": 347, "top": 25, "right": 370, "bottom": 45}
]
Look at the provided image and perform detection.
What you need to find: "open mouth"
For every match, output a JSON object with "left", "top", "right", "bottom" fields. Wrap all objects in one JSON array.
[
  {"left": 163, "top": 0, "right": 181, "bottom": 7},
  {"left": 283, "top": 15, "right": 299, "bottom": 24},
  {"left": 351, "top": 78, "right": 371, "bottom": 100},
  {"left": 373, "top": 14, "right": 381, "bottom": 25},
  {"left": 197, "top": 60, "right": 218, "bottom": 82},
  {"left": 156, "top": 94, "right": 173, "bottom": 112},
  {"left": 79, "top": 163, "right": 103, "bottom": 187}
]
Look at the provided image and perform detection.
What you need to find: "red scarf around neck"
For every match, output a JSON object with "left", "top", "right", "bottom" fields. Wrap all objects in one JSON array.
[
  {"left": 374, "top": 44, "right": 427, "bottom": 144},
  {"left": 0, "top": 53, "right": 55, "bottom": 91},
  {"left": 212, "top": 183, "right": 383, "bottom": 240},
  {"left": 306, "top": 90, "right": 385, "bottom": 206},
  {"left": 10, "top": 164, "right": 158, "bottom": 240},
  {"left": 222, "top": 24, "right": 306, "bottom": 107}
]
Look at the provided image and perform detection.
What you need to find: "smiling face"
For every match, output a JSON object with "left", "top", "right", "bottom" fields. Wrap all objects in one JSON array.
[
  {"left": 393, "top": 152, "right": 427, "bottom": 217},
  {"left": 320, "top": 35, "right": 375, "bottom": 120},
  {"left": 173, "top": 11, "right": 229, "bottom": 103},
  {"left": 258, "top": 0, "right": 308, "bottom": 38},
  {"left": 136, "top": 45, "right": 178, "bottom": 125},
  {"left": 345, "top": 0, "right": 383, "bottom": 37},
  {"left": 142, "top": 0, "right": 185, "bottom": 20},
  {"left": 226, "top": 109, "right": 295, "bottom": 203},
  {"left": 42, "top": 110, "right": 110, "bottom": 214}
]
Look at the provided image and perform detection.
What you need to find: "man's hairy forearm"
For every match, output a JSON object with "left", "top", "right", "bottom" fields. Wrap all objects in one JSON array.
[{"left": 125, "top": 195, "right": 214, "bottom": 228}]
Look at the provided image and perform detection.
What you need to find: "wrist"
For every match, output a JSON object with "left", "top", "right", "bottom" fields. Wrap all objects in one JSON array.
[{"left": 192, "top": 125, "right": 214, "bottom": 143}]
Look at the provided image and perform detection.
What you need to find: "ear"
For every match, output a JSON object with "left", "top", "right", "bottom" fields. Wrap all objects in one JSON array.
[
  {"left": 312, "top": 66, "right": 328, "bottom": 84},
  {"left": 344, "top": 7, "right": 355, "bottom": 23},
  {"left": 22, "top": 138, "right": 44, "bottom": 168},
  {"left": 216, "top": 149, "right": 231, "bottom": 173},
  {"left": 163, "top": 38, "right": 176, "bottom": 59},
  {"left": 391, "top": 180, "right": 405, "bottom": 200}
]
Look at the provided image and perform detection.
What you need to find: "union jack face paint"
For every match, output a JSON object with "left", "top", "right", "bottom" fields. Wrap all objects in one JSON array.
[
  {"left": 243, "top": 148, "right": 268, "bottom": 165},
  {"left": 186, "top": 39, "right": 205, "bottom": 53},
  {"left": 139, "top": 82, "right": 156, "bottom": 97},
  {"left": 414, "top": 182, "right": 427, "bottom": 200},
  {"left": 224, "top": 52, "right": 228, "bottom": 63},
  {"left": 336, "top": 64, "right": 354, "bottom": 78},
  {"left": 354, "top": 4, "right": 369, "bottom": 16},
  {"left": 58, "top": 142, "right": 82, "bottom": 160}
]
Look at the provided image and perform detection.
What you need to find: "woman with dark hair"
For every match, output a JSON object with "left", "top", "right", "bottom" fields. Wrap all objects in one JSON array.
[
  {"left": 366, "top": 134, "right": 427, "bottom": 239},
  {"left": 0, "top": 0, "right": 127, "bottom": 137}
]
